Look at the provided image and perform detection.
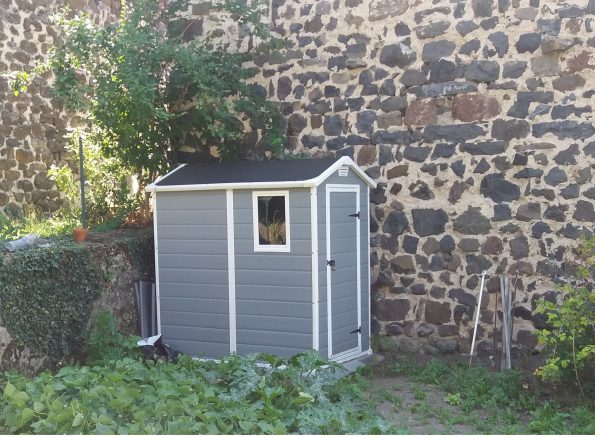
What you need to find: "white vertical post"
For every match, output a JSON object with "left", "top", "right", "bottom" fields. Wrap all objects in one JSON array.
[
  {"left": 469, "top": 270, "right": 486, "bottom": 365},
  {"left": 226, "top": 190, "right": 237, "bottom": 353},
  {"left": 310, "top": 187, "right": 319, "bottom": 351},
  {"left": 152, "top": 193, "right": 162, "bottom": 335}
]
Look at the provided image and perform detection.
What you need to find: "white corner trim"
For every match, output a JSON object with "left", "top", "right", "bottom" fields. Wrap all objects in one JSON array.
[
  {"left": 145, "top": 163, "right": 187, "bottom": 192},
  {"left": 312, "top": 156, "right": 377, "bottom": 189},
  {"left": 310, "top": 186, "right": 319, "bottom": 351},
  {"left": 252, "top": 190, "right": 291, "bottom": 253},
  {"left": 226, "top": 190, "right": 237, "bottom": 353},
  {"left": 367, "top": 188, "right": 372, "bottom": 340},
  {"left": 152, "top": 193, "right": 162, "bottom": 335}
]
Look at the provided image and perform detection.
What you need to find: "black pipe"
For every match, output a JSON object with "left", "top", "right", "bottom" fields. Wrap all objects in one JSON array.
[{"left": 79, "top": 136, "right": 86, "bottom": 229}]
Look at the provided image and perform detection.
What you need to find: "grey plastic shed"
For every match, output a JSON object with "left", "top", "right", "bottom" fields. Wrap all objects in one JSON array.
[{"left": 146, "top": 156, "right": 376, "bottom": 363}]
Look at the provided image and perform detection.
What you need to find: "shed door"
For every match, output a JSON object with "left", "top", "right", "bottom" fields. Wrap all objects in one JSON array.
[{"left": 326, "top": 185, "right": 361, "bottom": 361}]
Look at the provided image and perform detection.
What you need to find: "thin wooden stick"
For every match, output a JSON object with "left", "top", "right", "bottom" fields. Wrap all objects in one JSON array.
[{"left": 469, "top": 271, "right": 487, "bottom": 366}]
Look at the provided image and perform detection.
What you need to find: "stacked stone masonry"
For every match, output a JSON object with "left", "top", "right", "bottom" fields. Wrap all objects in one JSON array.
[
  {"left": 2, "top": 0, "right": 595, "bottom": 356},
  {"left": 0, "top": 0, "right": 119, "bottom": 218},
  {"left": 224, "top": 0, "right": 594, "bottom": 355}
]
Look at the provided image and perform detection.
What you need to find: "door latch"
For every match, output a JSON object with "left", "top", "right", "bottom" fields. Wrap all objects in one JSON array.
[
  {"left": 349, "top": 212, "right": 360, "bottom": 219},
  {"left": 327, "top": 259, "right": 336, "bottom": 271},
  {"left": 350, "top": 326, "right": 361, "bottom": 334}
]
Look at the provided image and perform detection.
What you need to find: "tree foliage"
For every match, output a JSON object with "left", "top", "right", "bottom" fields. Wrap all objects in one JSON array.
[{"left": 11, "top": 0, "right": 284, "bottom": 184}]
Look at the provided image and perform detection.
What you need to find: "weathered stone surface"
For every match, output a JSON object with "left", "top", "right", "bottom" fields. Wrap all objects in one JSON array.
[
  {"left": 510, "top": 236, "right": 530, "bottom": 259},
  {"left": 516, "top": 202, "right": 542, "bottom": 221},
  {"left": 453, "top": 206, "right": 492, "bottom": 235},
  {"left": 464, "top": 61, "right": 500, "bottom": 82},
  {"left": 420, "top": 81, "right": 477, "bottom": 97},
  {"left": 424, "top": 124, "right": 485, "bottom": 142},
  {"left": 472, "top": 0, "right": 494, "bottom": 17},
  {"left": 416, "top": 21, "right": 450, "bottom": 39},
  {"left": 516, "top": 33, "right": 542, "bottom": 53},
  {"left": 373, "top": 298, "right": 411, "bottom": 321},
  {"left": 383, "top": 210, "right": 409, "bottom": 236},
  {"left": 573, "top": 200, "right": 595, "bottom": 222},
  {"left": 480, "top": 174, "right": 521, "bottom": 202},
  {"left": 369, "top": 0, "right": 410, "bottom": 21},
  {"left": 544, "top": 167, "right": 568, "bottom": 186},
  {"left": 503, "top": 61, "right": 527, "bottom": 78},
  {"left": 452, "top": 94, "right": 500, "bottom": 122},
  {"left": 531, "top": 55, "right": 561, "bottom": 77},
  {"left": 425, "top": 301, "right": 451, "bottom": 324},
  {"left": 466, "top": 255, "right": 492, "bottom": 274},
  {"left": 404, "top": 99, "right": 437, "bottom": 126},
  {"left": 380, "top": 43, "right": 416, "bottom": 68},
  {"left": 417, "top": 323, "right": 435, "bottom": 336},
  {"left": 412, "top": 209, "right": 448, "bottom": 237},
  {"left": 460, "top": 141, "right": 506, "bottom": 155},
  {"left": 421, "top": 40, "right": 456, "bottom": 62}
]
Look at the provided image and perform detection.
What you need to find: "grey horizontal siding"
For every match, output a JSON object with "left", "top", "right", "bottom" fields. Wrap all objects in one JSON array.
[
  {"left": 234, "top": 189, "right": 313, "bottom": 357},
  {"left": 156, "top": 191, "right": 230, "bottom": 358}
]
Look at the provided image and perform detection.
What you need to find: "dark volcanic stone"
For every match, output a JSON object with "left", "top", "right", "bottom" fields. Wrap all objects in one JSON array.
[
  {"left": 466, "top": 255, "right": 492, "bottom": 274},
  {"left": 493, "top": 204, "right": 512, "bottom": 221},
  {"left": 533, "top": 121, "right": 595, "bottom": 140},
  {"left": 425, "top": 301, "right": 452, "bottom": 324},
  {"left": 516, "top": 202, "right": 542, "bottom": 221},
  {"left": 416, "top": 21, "right": 450, "bottom": 39},
  {"left": 480, "top": 174, "right": 521, "bottom": 202},
  {"left": 544, "top": 167, "right": 567, "bottom": 186},
  {"left": 440, "top": 235, "right": 456, "bottom": 253},
  {"left": 450, "top": 160, "right": 466, "bottom": 177},
  {"left": 503, "top": 61, "right": 527, "bottom": 78},
  {"left": 383, "top": 210, "right": 409, "bottom": 236},
  {"left": 373, "top": 298, "right": 411, "bottom": 321},
  {"left": 472, "top": 0, "right": 494, "bottom": 17},
  {"left": 491, "top": 119, "right": 530, "bottom": 141},
  {"left": 544, "top": 204, "right": 568, "bottom": 222},
  {"left": 403, "top": 146, "right": 431, "bottom": 162},
  {"left": 488, "top": 31, "right": 509, "bottom": 57},
  {"left": 324, "top": 115, "right": 344, "bottom": 136},
  {"left": 459, "top": 39, "right": 481, "bottom": 55},
  {"left": 460, "top": 141, "right": 507, "bottom": 155},
  {"left": 424, "top": 124, "right": 485, "bottom": 142},
  {"left": 561, "top": 184, "right": 580, "bottom": 199},
  {"left": 421, "top": 40, "right": 457, "bottom": 62},
  {"left": 453, "top": 206, "right": 492, "bottom": 235},
  {"left": 402, "top": 235, "right": 419, "bottom": 254},
  {"left": 514, "top": 168, "right": 544, "bottom": 178},
  {"left": 412, "top": 209, "right": 449, "bottom": 237},
  {"left": 464, "top": 61, "right": 500, "bottom": 82},
  {"left": 429, "top": 59, "right": 457, "bottom": 83},
  {"left": 380, "top": 43, "right": 416, "bottom": 68},
  {"left": 510, "top": 236, "right": 530, "bottom": 259},
  {"left": 449, "top": 288, "right": 477, "bottom": 306},
  {"left": 532, "top": 221, "right": 551, "bottom": 238},
  {"left": 516, "top": 32, "right": 542, "bottom": 53},
  {"left": 391, "top": 255, "right": 415, "bottom": 274},
  {"left": 554, "top": 143, "right": 579, "bottom": 165},
  {"left": 456, "top": 20, "right": 479, "bottom": 36},
  {"left": 432, "top": 143, "right": 457, "bottom": 159},
  {"left": 573, "top": 200, "right": 595, "bottom": 222},
  {"left": 474, "top": 159, "right": 491, "bottom": 173},
  {"left": 409, "top": 181, "right": 434, "bottom": 200}
]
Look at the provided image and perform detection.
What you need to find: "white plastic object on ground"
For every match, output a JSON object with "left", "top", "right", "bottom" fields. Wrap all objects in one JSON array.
[
  {"left": 4, "top": 234, "right": 40, "bottom": 252},
  {"left": 469, "top": 270, "right": 487, "bottom": 366}
]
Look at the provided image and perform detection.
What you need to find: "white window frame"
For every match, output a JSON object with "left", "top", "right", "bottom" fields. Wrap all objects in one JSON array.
[{"left": 252, "top": 190, "right": 290, "bottom": 253}]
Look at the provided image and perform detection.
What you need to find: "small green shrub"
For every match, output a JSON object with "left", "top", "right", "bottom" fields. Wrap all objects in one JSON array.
[
  {"left": 535, "top": 236, "right": 595, "bottom": 401},
  {"left": 0, "top": 351, "right": 392, "bottom": 434},
  {"left": 87, "top": 311, "right": 139, "bottom": 364}
]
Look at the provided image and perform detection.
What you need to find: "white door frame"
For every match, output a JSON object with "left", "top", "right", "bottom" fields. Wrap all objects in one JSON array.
[{"left": 325, "top": 184, "right": 362, "bottom": 361}]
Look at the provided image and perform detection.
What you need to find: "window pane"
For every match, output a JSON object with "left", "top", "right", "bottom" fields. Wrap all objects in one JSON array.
[{"left": 257, "top": 195, "right": 286, "bottom": 245}]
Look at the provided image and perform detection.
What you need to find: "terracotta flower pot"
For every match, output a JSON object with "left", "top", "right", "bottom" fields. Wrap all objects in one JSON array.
[{"left": 73, "top": 227, "right": 88, "bottom": 242}]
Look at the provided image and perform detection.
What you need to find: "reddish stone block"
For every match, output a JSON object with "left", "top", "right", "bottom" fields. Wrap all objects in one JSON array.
[{"left": 452, "top": 94, "right": 500, "bottom": 122}]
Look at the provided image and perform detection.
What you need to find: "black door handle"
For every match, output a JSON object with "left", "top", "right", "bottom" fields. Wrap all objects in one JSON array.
[
  {"left": 350, "top": 327, "right": 361, "bottom": 334},
  {"left": 327, "top": 259, "right": 336, "bottom": 271},
  {"left": 349, "top": 212, "right": 360, "bottom": 218}
]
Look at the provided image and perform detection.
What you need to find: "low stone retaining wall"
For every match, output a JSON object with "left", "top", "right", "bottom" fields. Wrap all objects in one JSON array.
[{"left": 0, "top": 228, "right": 153, "bottom": 374}]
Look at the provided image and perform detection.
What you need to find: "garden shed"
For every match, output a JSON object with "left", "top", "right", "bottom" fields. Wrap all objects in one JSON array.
[{"left": 146, "top": 157, "right": 376, "bottom": 363}]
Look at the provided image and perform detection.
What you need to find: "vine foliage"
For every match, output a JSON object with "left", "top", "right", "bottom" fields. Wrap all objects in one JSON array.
[{"left": 0, "top": 244, "right": 106, "bottom": 361}]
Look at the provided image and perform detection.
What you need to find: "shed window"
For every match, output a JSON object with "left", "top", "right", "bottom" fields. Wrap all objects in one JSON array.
[{"left": 252, "top": 191, "right": 290, "bottom": 252}]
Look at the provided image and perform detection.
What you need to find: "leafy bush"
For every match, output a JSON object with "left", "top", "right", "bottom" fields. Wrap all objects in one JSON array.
[
  {"left": 48, "top": 129, "right": 139, "bottom": 230},
  {"left": 86, "top": 311, "right": 139, "bottom": 365},
  {"left": 0, "top": 352, "right": 392, "bottom": 434},
  {"left": 0, "top": 210, "right": 77, "bottom": 242},
  {"left": 10, "top": 0, "right": 285, "bottom": 185},
  {"left": 0, "top": 244, "right": 105, "bottom": 361},
  {"left": 535, "top": 236, "right": 595, "bottom": 401}
]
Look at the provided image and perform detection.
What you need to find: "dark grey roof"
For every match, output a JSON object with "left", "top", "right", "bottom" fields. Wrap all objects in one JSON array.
[{"left": 156, "top": 158, "right": 341, "bottom": 186}]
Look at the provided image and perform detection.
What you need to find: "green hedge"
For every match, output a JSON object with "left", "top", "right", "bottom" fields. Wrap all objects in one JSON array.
[{"left": 0, "top": 244, "right": 106, "bottom": 361}]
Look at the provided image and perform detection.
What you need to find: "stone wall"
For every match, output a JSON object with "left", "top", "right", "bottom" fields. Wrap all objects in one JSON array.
[
  {"left": 237, "top": 0, "right": 594, "bottom": 354},
  {"left": 0, "top": 0, "right": 119, "bottom": 218},
  {"left": 0, "top": 229, "right": 153, "bottom": 374}
]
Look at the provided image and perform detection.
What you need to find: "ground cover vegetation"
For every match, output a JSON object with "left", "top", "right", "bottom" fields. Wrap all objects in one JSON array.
[{"left": 0, "top": 315, "right": 391, "bottom": 434}]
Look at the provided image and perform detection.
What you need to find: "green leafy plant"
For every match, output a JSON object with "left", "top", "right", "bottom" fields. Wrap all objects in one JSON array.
[
  {"left": 9, "top": 0, "right": 285, "bottom": 186},
  {"left": 0, "top": 244, "right": 106, "bottom": 361},
  {"left": 0, "top": 351, "right": 392, "bottom": 434},
  {"left": 86, "top": 311, "right": 139, "bottom": 364},
  {"left": 535, "top": 236, "right": 595, "bottom": 401},
  {"left": 48, "top": 129, "right": 139, "bottom": 230}
]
